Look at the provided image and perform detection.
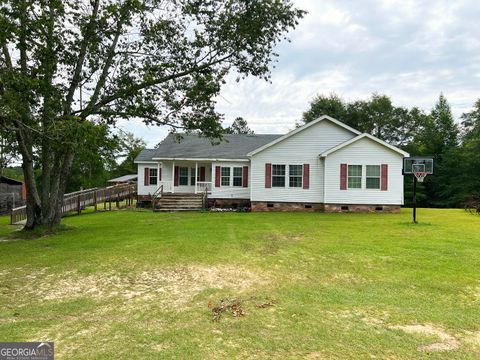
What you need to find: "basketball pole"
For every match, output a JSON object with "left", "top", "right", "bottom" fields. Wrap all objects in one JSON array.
[{"left": 413, "top": 176, "right": 417, "bottom": 224}]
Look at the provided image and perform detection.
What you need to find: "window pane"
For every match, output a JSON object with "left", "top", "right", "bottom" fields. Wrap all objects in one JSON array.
[
  {"left": 348, "top": 177, "right": 361, "bottom": 188},
  {"left": 233, "top": 167, "right": 242, "bottom": 187},
  {"left": 289, "top": 176, "right": 302, "bottom": 187},
  {"left": 348, "top": 165, "right": 362, "bottom": 176},
  {"left": 289, "top": 165, "right": 303, "bottom": 176},
  {"left": 272, "top": 165, "right": 285, "bottom": 176},
  {"left": 366, "top": 177, "right": 380, "bottom": 189},
  {"left": 233, "top": 167, "right": 242, "bottom": 177},
  {"left": 366, "top": 165, "right": 380, "bottom": 177},
  {"left": 179, "top": 167, "right": 188, "bottom": 185},
  {"left": 149, "top": 169, "right": 157, "bottom": 185},
  {"left": 272, "top": 176, "right": 285, "bottom": 187},
  {"left": 221, "top": 167, "right": 230, "bottom": 176},
  {"left": 221, "top": 167, "right": 230, "bottom": 186},
  {"left": 289, "top": 165, "right": 303, "bottom": 187}
]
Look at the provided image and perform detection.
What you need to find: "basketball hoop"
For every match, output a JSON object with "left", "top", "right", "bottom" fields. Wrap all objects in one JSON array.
[
  {"left": 403, "top": 156, "right": 434, "bottom": 224},
  {"left": 413, "top": 171, "right": 427, "bottom": 183}
]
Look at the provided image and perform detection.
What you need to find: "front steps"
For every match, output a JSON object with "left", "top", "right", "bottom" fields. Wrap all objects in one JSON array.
[{"left": 153, "top": 193, "right": 205, "bottom": 211}]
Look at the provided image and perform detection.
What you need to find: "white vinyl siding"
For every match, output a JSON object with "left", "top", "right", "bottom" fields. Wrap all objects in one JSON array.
[
  {"left": 211, "top": 161, "right": 250, "bottom": 199},
  {"left": 324, "top": 137, "right": 405, "bottom": 205},
  {"left": 137, "top": 162, "right": 161, "bottom": 195},
  {"left": 250, "top": 119, "right": 356, "bottom": 203}
]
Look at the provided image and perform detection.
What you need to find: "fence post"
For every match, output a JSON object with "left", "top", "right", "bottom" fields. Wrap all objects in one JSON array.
[
  {"left": 116, "top": 188, "right": 120, "bottom": 208},
  {"left": 94, "top": 190, "right": 98, "bottom": 212},
  {"left": 77, "top": 194, "right": 81, "bottom": 215}
]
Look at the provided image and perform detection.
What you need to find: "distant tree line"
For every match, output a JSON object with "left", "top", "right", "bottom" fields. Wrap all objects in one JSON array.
[{"left": 303, "top": 93, "right": 480, "bottom": 208}]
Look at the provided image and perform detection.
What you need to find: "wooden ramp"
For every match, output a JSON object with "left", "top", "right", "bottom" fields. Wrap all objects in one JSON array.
[{"left": 10, "top": 184, "right": 136, "bottom": 225}]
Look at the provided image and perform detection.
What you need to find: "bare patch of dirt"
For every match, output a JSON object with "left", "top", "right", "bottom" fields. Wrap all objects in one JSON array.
[
  {"left": 463, "top": 331, "right": 480, "bottom": 347},
  {"left": 15, "top": 265, "right": 265, "bottom": 309},
  {"left": 390, "top": 324, "right": 459, "bottom": 352}
]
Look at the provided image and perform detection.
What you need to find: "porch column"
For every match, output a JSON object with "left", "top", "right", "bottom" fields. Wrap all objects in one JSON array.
[
  {"left": 195, "top": 161, "right": 198, "bottom": 194},
  {"left": 157, "top": 162, "right": 160, "bottom": 189},
  {"left": 172, "top": 160, "right": 175, "bottom": 193}
]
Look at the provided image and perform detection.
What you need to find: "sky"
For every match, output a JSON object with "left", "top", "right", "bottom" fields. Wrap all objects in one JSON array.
[{"left": 119, "top": 0, "right": 480, "bottom": 147}]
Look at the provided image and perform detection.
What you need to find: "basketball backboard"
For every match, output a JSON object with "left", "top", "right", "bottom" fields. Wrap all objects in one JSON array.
[{"left": 403, "top": 157, "right": 434, "bottom": 175}]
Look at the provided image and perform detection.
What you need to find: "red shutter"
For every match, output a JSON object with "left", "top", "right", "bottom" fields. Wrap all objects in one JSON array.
[
  {"left": 265, "top": 163, "right": 272, "bottom": 188},
  {"left": 159, "top": 168, "right": 162, "bottom": 181},
  {"left": 340, "top": 163, "right": 347, "bottom": 190},
  {"left": 215, "top": 166, "right": 221, "bottom": 187},
  {"left": 144, "top": 167, "right": 149, "bottom": 186},
  {"left": 200, "top": 166, "right": 206, "bottom": 181},
  {"left": 243, "top": 166, "right": 248, "bottom": 187},
  {"left": 303, "top": 164, "right": 310, "bottom": 189},
  {"left": 381, "top": 164, "right": 388, "bottom": 191},
  {"left": 174, "top": 166, "right": 179, "bottom": 186}
]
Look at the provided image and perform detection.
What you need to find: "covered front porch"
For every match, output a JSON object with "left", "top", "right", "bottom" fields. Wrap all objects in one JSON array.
[{"left": 155, "top": 160, "right": 213, "bottom": 194}]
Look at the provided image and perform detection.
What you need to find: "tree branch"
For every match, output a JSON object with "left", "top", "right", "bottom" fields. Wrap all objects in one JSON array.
[
  {"left": 84, "top": 7, "right": 129, "bottom": 114},
  {"left": 64, "top": 0, "right": 100, "bottom": 114},
  {"left": 77, "top": 52, "right": 234, "bottom": 118}
]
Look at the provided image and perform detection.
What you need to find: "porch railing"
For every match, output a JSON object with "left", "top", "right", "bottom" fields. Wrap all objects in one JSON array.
[
  {"left": 157, "top": 181, "right": 173, "bottom": 193},
  {"left": 195, "top": 181, "right": 212, "bottom": 194}
]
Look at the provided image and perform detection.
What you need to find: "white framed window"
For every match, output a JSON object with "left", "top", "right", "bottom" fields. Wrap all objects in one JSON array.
[
  {"left": 233, "top": 167, "right": 243, "bottom": 187},
  {"left": 289, "top": 165, "right": 303, "bottom": 188},
  {"left": 366, "top": 165, "right": 381, "bottom": 189},
  {"left": 348, "top": 165, "right": 362, "bottom": 189},
  {"left": 221, "top": 167, "right": 230, "bottom": 186},
  {"left": 149, "top": 168, "right": 158, "bottom": 185},
  {"left": 179, "top": 167, "right": 188, "bottom": 185},
  {"left": 272, "top": 165, "right": 286, "bottom": 187}
]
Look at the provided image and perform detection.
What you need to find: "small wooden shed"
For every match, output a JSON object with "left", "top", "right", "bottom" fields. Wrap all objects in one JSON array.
[{"left": 0, "top": 176, "right": 26, "bottom": 214}]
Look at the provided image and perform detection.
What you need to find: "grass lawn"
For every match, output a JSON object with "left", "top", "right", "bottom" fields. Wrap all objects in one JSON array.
[{"left": 0, "top": 208, "right": 479, "bottom": 359}]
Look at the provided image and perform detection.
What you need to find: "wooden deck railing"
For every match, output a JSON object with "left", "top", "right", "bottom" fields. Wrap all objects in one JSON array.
[{"left": 10, "top": 183, "right": 136, "bottom": 225}]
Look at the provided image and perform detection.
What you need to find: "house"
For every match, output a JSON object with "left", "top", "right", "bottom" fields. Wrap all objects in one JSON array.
[
  {"left": 134, "top": 115, "right": 409, "bottom": 212},
  {"left": 0, "top": 175, "right": 26, "bottom": 214}
]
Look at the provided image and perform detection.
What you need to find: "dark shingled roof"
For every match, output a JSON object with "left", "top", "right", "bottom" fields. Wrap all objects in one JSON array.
[
  {"left": 135, "top": 133, "right": 281, "bottom": 161},
  {"left": 134, "top": 148, "right": 158, "bottom": 162}
]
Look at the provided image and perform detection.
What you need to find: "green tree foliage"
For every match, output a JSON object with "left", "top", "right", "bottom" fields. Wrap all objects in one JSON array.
[
  {"left": 111, "top": 131, "right": 146, "bottom": 177},
  {"left": 224, "top": 117, "right": 254, "bottom": 134},
  {"left": 303, "top": 93, "right": 427, "bottom": 147},
  {"left": 0, "top": 0, "right": 305, "bottom": 229}
]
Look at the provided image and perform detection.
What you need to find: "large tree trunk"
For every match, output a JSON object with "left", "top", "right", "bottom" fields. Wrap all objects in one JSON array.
[{"left": 19, "top": 127, "right": 75, "bottom": 230}]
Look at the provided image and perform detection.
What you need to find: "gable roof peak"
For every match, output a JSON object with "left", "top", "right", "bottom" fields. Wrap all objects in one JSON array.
[{"left": 247, "top": 115, "right": 361, "bottom": 156}]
